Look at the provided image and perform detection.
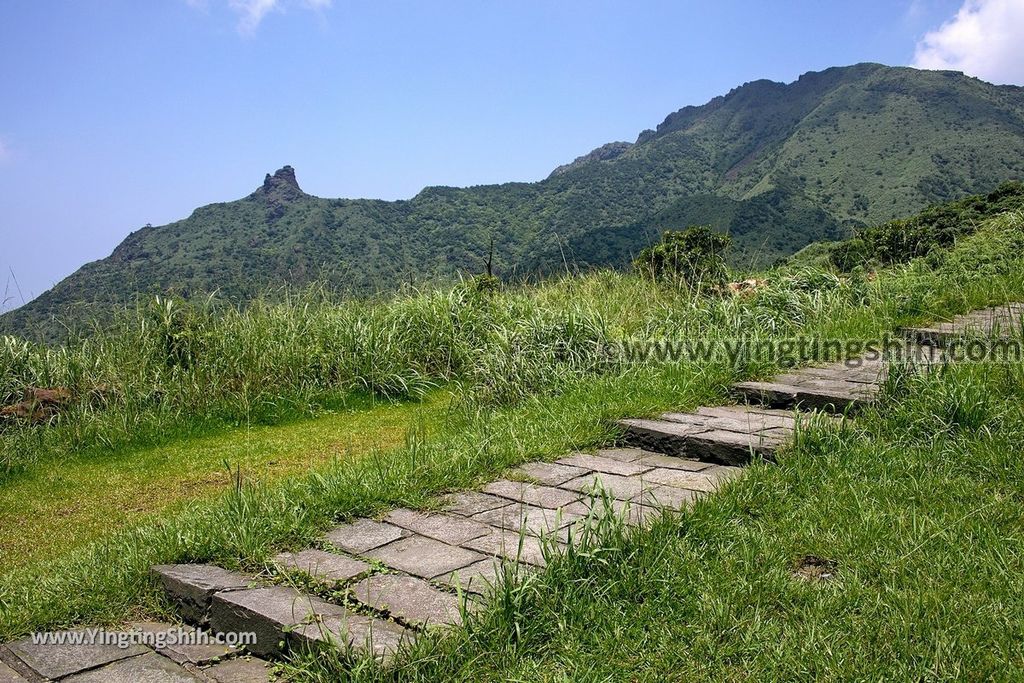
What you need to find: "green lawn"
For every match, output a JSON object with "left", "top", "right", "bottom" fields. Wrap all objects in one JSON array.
[{"left": 0, "top": 392, "right": 446, "bottom": 571}]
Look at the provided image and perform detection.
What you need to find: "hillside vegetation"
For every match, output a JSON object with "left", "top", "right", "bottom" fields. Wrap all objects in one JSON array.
[
  {"left": 2, "top": 183, "right": 1024, "bottom": 667},
  {"left": 4, "top": 63, "right": 1024, "bottom": 340},
  {"left": 2, "top": 186, "right": 1023, "bottom": 479}
]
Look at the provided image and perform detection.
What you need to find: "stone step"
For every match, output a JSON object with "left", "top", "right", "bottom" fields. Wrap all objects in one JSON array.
[
  {"left": 153, "top": 564, "right": 413, "bottom": 662},
  {"left": 901, "top": 303, "right": 1023, "bottom": 347},
  {"left": 209, "top": 585, "right": 409, "bottom": 660},
  {"left": 731, "top": 379, "right": 875, "bottom": 412},
  {"left": 731, "top": 357, "right": 883, "bottom": 413},
  {"left": 617, "top": 405, "right": 798, "bottom": 465}
]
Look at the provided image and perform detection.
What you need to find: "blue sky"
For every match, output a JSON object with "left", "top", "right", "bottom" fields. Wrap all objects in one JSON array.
[{"left": 1, "top": 0, "right": 1020, "bottom": 310}]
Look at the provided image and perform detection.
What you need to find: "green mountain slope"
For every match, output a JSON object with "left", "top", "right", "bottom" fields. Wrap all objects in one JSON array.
[{"left": 4, "top": 63, "right": 1024, "bottom": 340}]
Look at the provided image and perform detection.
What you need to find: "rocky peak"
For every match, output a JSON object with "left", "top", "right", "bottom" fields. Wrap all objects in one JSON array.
[{"left": 258, "top": 165, "right": 304, "bottom": 200}]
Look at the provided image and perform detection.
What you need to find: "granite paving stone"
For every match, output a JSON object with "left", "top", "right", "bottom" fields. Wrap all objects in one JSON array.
[
  {"left": 702, "top": 464, "right": 745, "bottom": 483},
  {"left": 482, "top": 480, "right": 582, "bottom": 509},
  {"left": 0, "top": 660, "right": 26, "bottom": 683},
  {"left": 512, "top": 461, "right": 590, "bottom": 486},
  {"left": 201, "top": 656, "right": 274, "bottom": 683},
  {"left": 273, "top": 549, "right": 370, "bottom": 584},
  {"left": 365, "top": 535, "right": 485, "bottom": 579},
  {"left": 209, "top": 586, "right": 348, "bottom": 658},
  {"left": 594, "top": 447, "right": 650, "bottom": 462},
  {"left": 127, "top": 621, "right": 237, "bottom": 666},
  {"left": 471, "top": 503, "right": 584, "bottom": 537},
  {"left": 322, "top": 519, "right": 409, "bottom": 555},
  {"left": 560, "top": 472, "right": 659, "bottom": 502},
  {"left": 555, "top": 453, "right": 652, "bottom": 476},
  {"left": 643, "top": 468, "right": 719, "bottom": 492},
  {"left": 462, "top": 528, "right": 550, "bottom": 567},
  {"left": 349, "top": 574, "right": 467, "bottom": 627},
  {"left": 151, "top": 565, "right": 253, "bottom": 624},
  {"left": 731, "top": 380, "right": 869, "bottom": 412},
  {"left": 441, "top": 491, "right": 511, "bottom": 516},
  {"left": 290, "top": 610, "right": 411, "bottom": 661},
  {"left": 438, "top": 559, "right": 505, "bottom": 596},
  {"left": 384, "top": 508, "right": 492, "bottom": 545},
  {"left": 633, "top": 452, "right": 712, "bottom": 472},
  {"left": 62, "top": 652, "right": 202, "bottom": 683},
  {"left": 2, "top": 630, "right": 150, "bottom": 681}
]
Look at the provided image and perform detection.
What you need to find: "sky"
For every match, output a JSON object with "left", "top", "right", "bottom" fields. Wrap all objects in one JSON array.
[{"left": 1, "top": 0, "right": 1023, "bottom": 311}]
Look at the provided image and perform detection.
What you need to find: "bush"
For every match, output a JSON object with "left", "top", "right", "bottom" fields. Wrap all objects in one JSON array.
[
  {"left": 634, "top": 226, "right": 731, "bottom": 289},
  {"left": 832, "top": 180, "right": 1024, "bottom": 270}
]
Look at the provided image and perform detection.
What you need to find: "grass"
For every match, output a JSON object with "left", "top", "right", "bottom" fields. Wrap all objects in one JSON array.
[
  {"left": 0, "top": 210, "right": 1022, "bottom": 657},
  {"left": 0, "top": 391, "right": 444, "bottom": 570},
  {"left": 289, "top": 361, "right": 1024, "bottom": 681}
]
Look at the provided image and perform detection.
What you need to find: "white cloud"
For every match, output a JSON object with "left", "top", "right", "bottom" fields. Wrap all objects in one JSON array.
[
  {"left": 912, "top": 0, "right": 1024, "bottom": 85},
  {"left": 188, "top": 0, "right": 331, "bottom": 34},
  {"left": 229, "top": 0, "right": 281, "bottom": 33}
]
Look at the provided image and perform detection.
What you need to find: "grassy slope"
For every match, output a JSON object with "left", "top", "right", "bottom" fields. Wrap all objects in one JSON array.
[
  {"left": 2, "top": 217, "right": 1022, "bottom": 638},
  {"left": 0, "top": 393, "right": 443, "bottom": 569},
  {"left": 318, "top": 363, "right": 1024, "bottom": 681}
]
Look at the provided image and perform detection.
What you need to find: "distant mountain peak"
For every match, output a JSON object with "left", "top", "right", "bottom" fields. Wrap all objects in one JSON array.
[{"left": 259, "top": 165, "right": 304, "bottom": 199}]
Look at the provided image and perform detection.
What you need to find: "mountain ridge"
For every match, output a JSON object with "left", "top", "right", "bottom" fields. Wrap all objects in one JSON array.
[{"left": 4, "top": 62, "right": 1024, "bottom": 341}]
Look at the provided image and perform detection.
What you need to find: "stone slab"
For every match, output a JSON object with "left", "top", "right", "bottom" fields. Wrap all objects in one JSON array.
[
  {"left": 512, "top": 461, "right": 590, "bottom": 486},
  {"left": 273, "top": 549, "right": 370, "bottom": 585},
  {"left": 703, "top": 464, "right": 745, "bottom": 484},
  {"left": 349, "top": 574, "right": 465, "bottom": 627},
  {"left": 201, "top": 657, "right": 274, "bottom": 683},
  {"left": 383, "top": 508, "right": 492, "bottom": 545},
  {"left": 633, "top": 452, "right": 711, "bottom": 472},
  {"left": 62, "top": 652, "right": 202, "bottom": 683},
  {"left": 595, "top": 447, "right": 649, "bottom": 462},
  {"left": 462, "top": 528, "right": 550, "bottom": 567},
  {"left": 686, "top": 428, "right": 782, "bottom": 465},
  {"left": 0, "top": 660, "right": 26, "bottom": 683},
  {"left": 365, "top": 535, "right": 484, "bottom": 579},
  {"left": 441, "top": 491, "right": 511, "bottom": 516},
  {"left": 471, "top": 503, "right": 584, "bottom": 537},
  {"left": 616, "top": 418, "right": 709, "bottom": 458},
  {"left": 209, "top": 586, "right": 347, "bottom": 658},
  {"left": 322, "top": 519, "right": 409, "bottom": 555},
  {"left": 290, "top": 612, "right": 410, "bottom": 661},
  {"left": 731, "top": 380, "right": 868, "bottom": 413},
  {"left": 438, "top": 559, "right": 504, "bottom": 596},
  {"left": 2, "top": 630, "right": 149, "bottom": 680},
  {"left": 643, "top": 468, "right": 719, "bottom": 492},
  {"left": 641, "top": 486, "right": 702, "bottom": 512},
  {"left": 560, "top": 472, "right": 658, "bottom": 502},
  {"left": 554, "top": 453, "right": 651, "bottom": 477},
  {"left": 127, "top": 621, "right": 237, "bottom": 666},
  {"left": 151, "top": 565, "right": 252, "bottom": 624},
  {"left": 481, "top": 480, "right": 582, "bottom": 509}
]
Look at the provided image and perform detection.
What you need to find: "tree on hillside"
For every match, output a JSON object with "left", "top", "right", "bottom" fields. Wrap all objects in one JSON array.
[{"left": 634, "top": 226, "right": 731, "bottom": 289}]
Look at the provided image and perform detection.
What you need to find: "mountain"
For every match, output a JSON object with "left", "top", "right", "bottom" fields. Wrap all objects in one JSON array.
[{"left": 4, "top": 62, "right": 1024, "bottom": 340}]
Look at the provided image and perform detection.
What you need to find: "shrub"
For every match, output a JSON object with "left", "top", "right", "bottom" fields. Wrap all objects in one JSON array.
[{"left": 634, "top": 226, "right": 731, "bottom": 289}]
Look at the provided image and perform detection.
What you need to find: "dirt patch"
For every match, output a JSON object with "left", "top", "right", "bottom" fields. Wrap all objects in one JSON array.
[{"left": 792, "top": 555, "right": 837, "bottom": 582}]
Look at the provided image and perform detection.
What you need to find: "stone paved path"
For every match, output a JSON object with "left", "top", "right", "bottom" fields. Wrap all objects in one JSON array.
[
  {"left": 902, "top": 302, "right": 1023, "bottom": 347},
  {"left": 1, "top": 305, "right": 1017, "bottom": 681}
]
